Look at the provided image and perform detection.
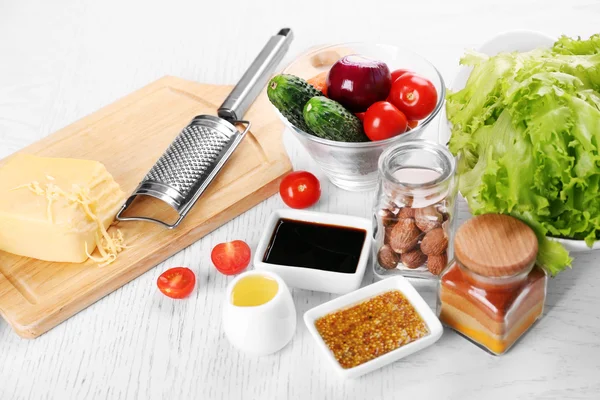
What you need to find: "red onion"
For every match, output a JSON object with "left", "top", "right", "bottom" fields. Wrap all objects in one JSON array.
[{"left": 327, "top": 55, "right": 392, "bottom": 112}]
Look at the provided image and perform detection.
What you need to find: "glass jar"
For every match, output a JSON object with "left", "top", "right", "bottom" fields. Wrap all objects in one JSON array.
[
  {"left": 437, "top": 214, "right": 548, "bottom": 355},
  {"left": 372, "top": 140, "right": 457, "bottom": 279}
]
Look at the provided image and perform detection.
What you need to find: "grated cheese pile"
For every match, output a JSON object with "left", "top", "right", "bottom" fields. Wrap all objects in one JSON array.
[{"left": 11, "top": 180, "right": 127, "bottom": 267}]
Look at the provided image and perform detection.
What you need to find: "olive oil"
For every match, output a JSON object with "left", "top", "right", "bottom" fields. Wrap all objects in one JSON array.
[{"left": 231, "top": 275, "right": 279, "bottom": 307}]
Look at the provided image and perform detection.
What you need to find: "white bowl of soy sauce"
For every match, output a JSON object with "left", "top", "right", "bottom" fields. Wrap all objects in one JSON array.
[{"left": 254, "top": 209, "right": 372, "bottom": 294}]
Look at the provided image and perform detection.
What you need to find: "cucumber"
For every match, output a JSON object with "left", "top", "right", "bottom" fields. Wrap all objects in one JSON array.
[
  {"left": 303, "top": 96, "right": 369, "bottom": 142},
  {"left": 267, "top": 74, "right": 322, "bottom": 133}
]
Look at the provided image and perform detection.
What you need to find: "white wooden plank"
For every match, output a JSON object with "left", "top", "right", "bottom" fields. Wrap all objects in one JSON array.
[{"left": 1, "top": 0, "right": 599, "bottom": 398}]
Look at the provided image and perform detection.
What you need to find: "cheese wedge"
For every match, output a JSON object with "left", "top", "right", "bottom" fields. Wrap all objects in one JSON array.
[{"left": 0, "top": 154, "right": 127, "bottom": 263}]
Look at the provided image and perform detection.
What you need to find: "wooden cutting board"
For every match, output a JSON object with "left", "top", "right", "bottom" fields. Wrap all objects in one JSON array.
[{"left": 0, "top": 76, "right": 291, "bottom": 339}]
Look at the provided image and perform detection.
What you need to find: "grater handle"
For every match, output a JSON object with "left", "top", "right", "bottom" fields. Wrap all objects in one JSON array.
[{"left": 217, "top": 28, "right": 294, "bottom": 121}]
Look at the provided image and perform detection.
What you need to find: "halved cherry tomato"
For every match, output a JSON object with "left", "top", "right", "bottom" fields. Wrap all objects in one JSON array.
[
  {"left": 157, "top": 267, "right": 196, "bottom": 299},
  {"left": 211, "top": 240, "right": 251, "bottom": 275},
  {"left": 388, "top": 73, "right": 437, "bottom": 120},
  {"left": 408, "top": 120, "right": 419, "bottom": 129},
  {"left": 391, "top": 69, "right": 412, "bottom": 83},
  {"left": 355, "top": 112, "right": 366, "bottom": 122},
  {"left": 279, "top": 171, "right": 321, "bottom": 209},
  {"left": 363, "top": 101, "right": 408, "bottom": 141},
  {"left": 307, "top": 71, "right": 328, "bottom": 96}
]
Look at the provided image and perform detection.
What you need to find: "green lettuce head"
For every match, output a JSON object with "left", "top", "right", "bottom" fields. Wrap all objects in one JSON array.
[{"left": 447, "top": 34, "right": 600, "bottom": 276}]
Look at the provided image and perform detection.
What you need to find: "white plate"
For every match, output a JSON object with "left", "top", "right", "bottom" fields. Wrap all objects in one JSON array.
[
  {"left": 254, "top": 209, "right": 372, "bottom": 294},
  {"left": 549, "top": 237, "right": 600, "bottom": 252},
  {"left": 304, "top": 276, "right": 443, "bottom": 379},
  {"left": 438, "top": 30, "right": 598, "bottom": 253}
]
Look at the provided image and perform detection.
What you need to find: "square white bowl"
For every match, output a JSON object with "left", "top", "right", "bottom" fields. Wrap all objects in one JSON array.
[
  {"left": 253, "top": 209, "right": 372, "bottom": 294},
  {"left": 303, "top": 276, "right": 443, "bottom": 379}
]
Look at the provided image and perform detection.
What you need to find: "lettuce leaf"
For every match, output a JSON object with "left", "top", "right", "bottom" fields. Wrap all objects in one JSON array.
[{"left": 447, "top": 35, "right": 600, "bottom": 275}]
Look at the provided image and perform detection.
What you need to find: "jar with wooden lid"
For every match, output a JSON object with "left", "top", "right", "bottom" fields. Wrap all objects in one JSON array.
[
  {"left": 372, "top": 140, "right": 457, "bottom": 280},
  {"left": 437, "top": 214, "right": 547, "bottom": 355}
]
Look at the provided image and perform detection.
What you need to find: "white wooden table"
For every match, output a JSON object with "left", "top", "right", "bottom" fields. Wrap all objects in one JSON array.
[{"left": 1, "top": 0, "right": 599, "bottom": 399}]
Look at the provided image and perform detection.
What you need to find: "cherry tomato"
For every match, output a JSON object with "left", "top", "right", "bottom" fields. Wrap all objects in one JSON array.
[
  {"left": 157, "top": 267, "right": 196, "bottom": 299},
  {"left": 391, "top": 69, "right": 412, "bottom": 83},
  {"left": 211, "top": 240, "right": 251, "bottom": 275},
  {"left": 355, "top": 112, "right": 366, "bottom": 122},
  {"left": 388, "top": 73, "right": 437, "bottom": 120},
  {"left": 408, "top": 120, "right": 419, "bottom": 129},
  {"left": 279, "top": 171, "right": 321, "bottom": 209},
  {"left": 363, "top": 101, "right": 408, "bottom": 141}
]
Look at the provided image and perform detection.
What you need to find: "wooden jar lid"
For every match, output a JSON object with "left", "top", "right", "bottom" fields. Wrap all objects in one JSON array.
[{"left": 454, "top": 214, "right": 538, "bottom": 277}]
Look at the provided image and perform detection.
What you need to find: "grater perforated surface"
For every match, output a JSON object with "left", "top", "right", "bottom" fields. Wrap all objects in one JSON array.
[{"left": 144, "top": 123, "right": 231, "bottom": 196}]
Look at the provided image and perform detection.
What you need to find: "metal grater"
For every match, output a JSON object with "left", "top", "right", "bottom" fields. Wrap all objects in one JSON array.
[{"left": 116, "top": 28, "right": 293, "bottom": 228}]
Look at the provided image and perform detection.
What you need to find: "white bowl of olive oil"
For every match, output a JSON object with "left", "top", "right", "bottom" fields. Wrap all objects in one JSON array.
[{"left": 222, "top": 270, "right": 297, "bottom": 356}]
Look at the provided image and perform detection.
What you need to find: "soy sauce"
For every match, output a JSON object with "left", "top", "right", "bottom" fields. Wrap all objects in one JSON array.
[{"left": 263, "top": 218, "right": 366, "bottom": 274}]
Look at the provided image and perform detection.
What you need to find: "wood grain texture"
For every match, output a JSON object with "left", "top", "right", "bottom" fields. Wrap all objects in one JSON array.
[
  {"left": 0, "top": 76, "right": 291, "bottom": 338},
  {"left": 454, "top": 214, "right": 539, "bottom": 276},
  {"left": 1, "top": 0, "right": 600, "bottom": 399}
]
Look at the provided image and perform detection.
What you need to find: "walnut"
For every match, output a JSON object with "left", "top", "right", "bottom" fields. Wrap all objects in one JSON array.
[
  {"left": 389, "top": 218, "right": 421, "bottom": 254},
  {"left": 377, "top": 245, "right": 399, "bottom": 270},
  {"left": 384, "top": 225, "right": 394, "bottom": 245},
  {"left": 427, "top": 252, "right": 448, "bottom": 276},
  {"left": 379, "top": 208, "right": 397, "bottom": 227},
  {"left": 414, "top": 206, "right": 443, "bottom": 232},
  {"left": 420, "top": 228, "right": 448, "bottom": 256},
  {"left": 401, "top": 249, "right": 427, "bottom": 269},
  {"left": 397, "top": 207, "right": 415, "bottom": 219}
]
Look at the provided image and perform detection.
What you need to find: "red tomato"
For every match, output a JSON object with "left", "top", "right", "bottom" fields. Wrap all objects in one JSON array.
[
  {"left": 391, "top": 69, "right": 412, "bottom": 83},
  {"left": 388, "top": 73, "right": 437, "bottom": 120},
  {"left": 157, "top": 267, "right": 196, "bottom": 299},
  {"left": 408, "top": 120, "right": 419, "bottom": 129},
  {"left": 279, "top": 171, "right": 321, "bottom": 209},
  {"left": 363, "top": 101, "right": 408, "bottom": 141},
  {"left": 211, "top": 240, "right": 251, "bottom": 275},
  {"left": 355, "top": 112, "right": 366, "bottom": 122}
]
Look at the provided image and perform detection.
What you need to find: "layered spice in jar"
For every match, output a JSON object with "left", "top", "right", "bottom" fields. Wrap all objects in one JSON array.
[
  {"left": 373, "top": 140, "right": 457, "bottom": 279},
  {"left": 437, "top": 214, "right": 547, "bottom": 355}
]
